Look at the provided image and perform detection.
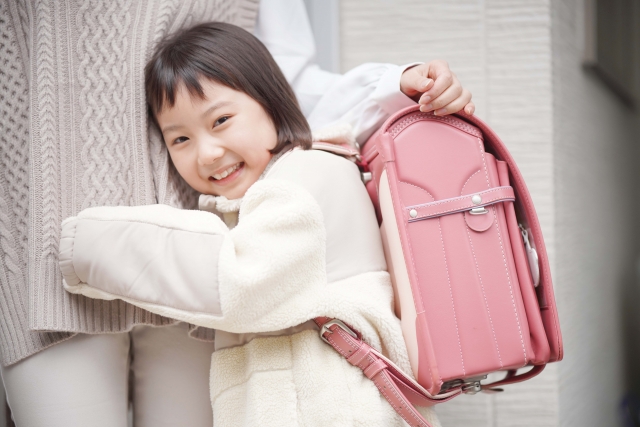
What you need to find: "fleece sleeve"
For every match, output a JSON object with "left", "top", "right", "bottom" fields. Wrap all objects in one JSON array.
[{"left": 59, "top": 179, "right": 327, "bottom": 333}]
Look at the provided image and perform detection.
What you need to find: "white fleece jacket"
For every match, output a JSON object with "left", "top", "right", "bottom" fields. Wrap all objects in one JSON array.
[{"left": 58, "top": 149, "right": 441, "bottom": 427}]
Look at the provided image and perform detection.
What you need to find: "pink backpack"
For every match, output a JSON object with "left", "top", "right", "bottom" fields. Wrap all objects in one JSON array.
[{"left": 313, "top": 105, "right": 563, "bottom": 427}]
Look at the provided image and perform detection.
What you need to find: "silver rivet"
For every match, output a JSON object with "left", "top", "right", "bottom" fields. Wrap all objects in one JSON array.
[
  {"left": 472, "top": 195, "right": 482, "bottom": 205},
  {"left": 409, "top": 209, "right": 418, "bottom": 218}
]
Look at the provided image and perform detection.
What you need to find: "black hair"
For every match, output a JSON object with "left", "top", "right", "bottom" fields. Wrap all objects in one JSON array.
[{"left": 145, "top": 22, "right": 311, "bottom": 153}]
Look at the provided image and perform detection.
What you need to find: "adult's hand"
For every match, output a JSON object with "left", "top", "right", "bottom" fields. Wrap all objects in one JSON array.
[{"left": 400, "top": 60, "right": 475, "bottom": 116}]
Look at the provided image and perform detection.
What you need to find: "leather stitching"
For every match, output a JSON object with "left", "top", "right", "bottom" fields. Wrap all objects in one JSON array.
[
  {"left": 389, "top": 172, "right": 428, "bottom": 320},
  {"left": 347, "top": 343, "right": 370, "bottom": 366},
  {"left": 335, "top": 329, "right": 359, "bottom": 354},
  {"left": 465, "top": 226, "right": 503, "bottom": 368},
  {"left": 376, "top": 371, "right": 428, "bottom": 427},
  {"left": 492, "top": 205, "right": 528, "bottom": 364},
  {"left": 408, "top": 187, "right": 513, "bottom": 219},
  {"left": 388, "top": 112, "right": 482, "bottom": 140},
  {"left": 471, "top": 122, "right": 560, "bottom": 356},
  {"left": 506, "top": 153, "right": 561, "bottom": 353},
  {"left": 517, "top": 171, "right": 561, "bottom": 353},
  {"left": 394, "top": 377, "right": 435, "bottom": 403},
  {"left": 475, "top": 137, "right": 527, "bottom": 363},
  {"left": 327, "top": 330, "right": 356, "bottom": 358},
  {"left": 326, "top": 336, "right": 349, "bottom": 358},
  {"left": 398, "top": 179, "right": 435, "bottom": 200},
  {"left": 364, "top": 359, "right": 386, "bottom": 378},
  {"left": 387, "top": 179, "right": 442, "bottom": 384},
  {"left": 460, "top": 170, "right": 481, "bottom": 194},
  {"left": 379, "top": 145, "right": 387, "bottom": 162},
  {"left": 404, "top": 218, "right": 427, "bottom": 316},
  {"left": 327, "top": 333, "right": 428, "bottom": 425},
  {"left": 476, "top": 138, "right": 491, "bottom": 190},
  {"left": 355, "top": 353, "right": 377, "bottom": 372},
  {"left": 407, "top": 187, "right": 512, "bottom": 210},
  {"left": 437, "top": 217, "right": 465, "bottom": 376},
  {"left": 462, "top": 153, "right": 503, "bottom": 367}
]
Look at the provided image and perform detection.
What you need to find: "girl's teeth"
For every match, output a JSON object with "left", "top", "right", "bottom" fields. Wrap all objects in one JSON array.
[{"left": 213, "top": 163, "right": 240, "bottom": 181}]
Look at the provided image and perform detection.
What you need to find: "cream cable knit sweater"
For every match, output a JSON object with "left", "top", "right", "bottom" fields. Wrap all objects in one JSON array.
[{"left": 0, "top": 0, "right": 259, "bottom": 366}]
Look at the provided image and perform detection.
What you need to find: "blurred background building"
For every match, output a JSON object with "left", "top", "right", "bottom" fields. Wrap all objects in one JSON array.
[{"left": 305, "top": 0, "right": 640, "bottom": 425}]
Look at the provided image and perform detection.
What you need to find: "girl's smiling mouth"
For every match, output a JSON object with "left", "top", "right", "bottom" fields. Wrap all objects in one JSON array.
[{"left": 208, "top": 162, "right": 244, "bottom": 185}]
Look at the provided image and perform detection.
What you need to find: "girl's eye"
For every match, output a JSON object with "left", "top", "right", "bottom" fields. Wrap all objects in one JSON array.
[
  {"left": 214, "top": 116, "right": 230, "bottom": 127},
  {"left": 173, "top": 136, "right": 189, "bottom": 145}
]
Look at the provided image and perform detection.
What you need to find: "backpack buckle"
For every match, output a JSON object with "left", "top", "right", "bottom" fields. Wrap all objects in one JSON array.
[
  {"left": 319, "top": 319, "right": 358, "bottom": 344},
  {"left": 462, "top": 381, "right": 483, "bottom": 394},
  {"left": 469, "top": 207, "right": 489, "bottom": 215},
  {"left": 469, "top": 193, "right": 488, "bottom": 215}
]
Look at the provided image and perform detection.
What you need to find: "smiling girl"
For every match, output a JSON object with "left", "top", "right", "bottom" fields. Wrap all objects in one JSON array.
[
  {"left": 57, "top": 22, "right": 471, "bottom": 426},
  {"left": 149, "top": 69, "right": 300, "bottom": 201}
]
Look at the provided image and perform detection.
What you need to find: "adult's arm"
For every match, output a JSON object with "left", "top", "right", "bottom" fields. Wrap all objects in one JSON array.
[{"left": 254, "top": 0, "right": 418, "bottom": 143}]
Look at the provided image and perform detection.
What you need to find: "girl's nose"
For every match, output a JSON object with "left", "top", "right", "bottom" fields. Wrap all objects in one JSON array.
[{"left": 197, "top": 139, "right": 225, "bottom": 166}]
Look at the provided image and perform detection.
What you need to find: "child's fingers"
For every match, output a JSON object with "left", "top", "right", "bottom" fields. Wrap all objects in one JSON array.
[
  {"left": 419, "top": 80, "right": 463, "bottom": 112},
  {"left": 439, "top": 88, "right": 473, "bottom": 115},
  {"left": 400, "top": 70, "right": 433, "bottom": 99},
  {"left": 411, "top": 66, "right": 434, "bottom": 92},
  {"left": 463, "top": 101, "right": 475, "bottom": 115},
  {"left": 418, "top": 67, "right": 455, "bottom": 105},
  {"left": 400, "top": 65, "right": 434, "bottom": 99},
  {"left": 421, "top": 77, "right": 435, "bottom": 92},
  {"left": 430, "top": 88, "right": 473, "bottom": 116}
]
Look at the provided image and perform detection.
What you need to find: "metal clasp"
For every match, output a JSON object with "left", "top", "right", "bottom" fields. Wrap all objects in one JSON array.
[
  {"left": 440, "top": 375, "right": 489, "bottom": 395},
  {"left": 469, "top": 193, "right": 488, "bottom": 215},
  {"left": 469, "top": 207, "right": 488, "bottom": 215},
  {"left": 319, "top": 319, "right": 358, "bottom": 344},
  {"left": 462, "top": 381, "right": 483, "bottom": 395}
]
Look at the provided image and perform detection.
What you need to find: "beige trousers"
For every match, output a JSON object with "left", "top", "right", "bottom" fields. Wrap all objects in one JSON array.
[{"left": 0, "top": 323, "right": 215, "bottom": 427}]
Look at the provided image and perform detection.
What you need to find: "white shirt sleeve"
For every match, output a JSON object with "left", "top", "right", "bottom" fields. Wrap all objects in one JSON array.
[{"left": 254, "top": 0, "right": 419, "bottom": 144}]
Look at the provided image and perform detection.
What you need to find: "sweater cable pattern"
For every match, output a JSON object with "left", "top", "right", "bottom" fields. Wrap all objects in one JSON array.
[{"left": 0, "top": 0, "right": 258, "bottom": 366}]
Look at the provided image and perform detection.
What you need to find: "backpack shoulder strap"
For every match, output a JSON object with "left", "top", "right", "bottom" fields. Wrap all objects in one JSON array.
[
  {"left": 314, "top": 317, "right": 459, "bottom": 427},
  {"left": 314, "top": 317, "right": 546, "bottom": 426}
]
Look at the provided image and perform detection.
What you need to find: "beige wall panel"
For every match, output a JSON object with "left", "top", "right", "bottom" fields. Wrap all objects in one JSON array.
[{"left": 552, "top": 1, "right": 640, "bottom": 426}]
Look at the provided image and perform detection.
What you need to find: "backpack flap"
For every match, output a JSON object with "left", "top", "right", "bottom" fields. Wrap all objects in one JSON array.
[{"left": 452, "top": 112, "right": 564, "bottom": 364}]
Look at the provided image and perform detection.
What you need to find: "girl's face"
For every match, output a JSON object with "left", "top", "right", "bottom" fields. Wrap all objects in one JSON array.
[{"left": 156, "top": 79, "right": 277, "bottom": 199}]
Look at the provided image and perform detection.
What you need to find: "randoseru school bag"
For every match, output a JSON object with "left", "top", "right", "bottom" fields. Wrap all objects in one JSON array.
[{"left": 312, "top": 105, "right": 563, "bottom": 427}]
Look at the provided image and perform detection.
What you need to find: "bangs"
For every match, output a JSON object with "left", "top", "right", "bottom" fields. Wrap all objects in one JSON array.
[
  {"left": 146, "top": 59, "right": 205, "bottom": 114},
  {"left": 145, "top": 40, "right": 240, "bottom": 115}
]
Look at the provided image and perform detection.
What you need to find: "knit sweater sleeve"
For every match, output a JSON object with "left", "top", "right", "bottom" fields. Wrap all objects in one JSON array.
[{"left": 59, "top": 178, "right": 327, "bottom": 333}]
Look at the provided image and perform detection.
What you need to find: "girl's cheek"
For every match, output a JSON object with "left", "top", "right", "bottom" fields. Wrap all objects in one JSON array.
[{"left": 170, "top": 153, "right": 199, "bottom": 187}]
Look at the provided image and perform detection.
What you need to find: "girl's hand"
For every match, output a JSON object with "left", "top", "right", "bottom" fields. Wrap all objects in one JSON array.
[{"left": 400, "top": 60, "right": 475, "bottom": 116}]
